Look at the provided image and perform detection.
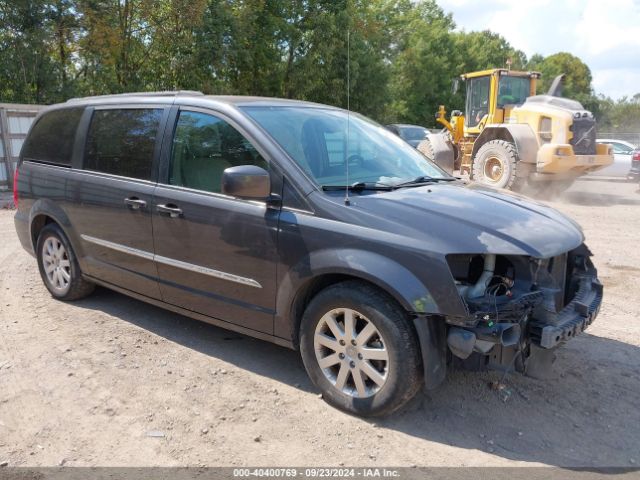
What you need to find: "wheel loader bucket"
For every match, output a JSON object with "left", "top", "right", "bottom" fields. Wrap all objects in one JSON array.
[{"left": 418, "top": 133, "right": 455, "bottom": 174}]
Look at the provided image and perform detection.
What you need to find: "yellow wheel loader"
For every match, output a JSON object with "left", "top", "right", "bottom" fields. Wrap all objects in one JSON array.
[{"left": 419, "top": 69, "right": 614, "bottom": 193}]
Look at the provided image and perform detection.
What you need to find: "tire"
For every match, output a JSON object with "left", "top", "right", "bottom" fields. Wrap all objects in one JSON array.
[
  {"left": 36, "top": 223, "right": 95, "bottom": 301},
  {"left": 472, "top": 139, "right": 526, "bottom": 190},
  {"left": 299, "top": 281, "right": 423, "bottom": 417},
  {"left": 511, "top": 161, "right": 535, "bottom": 192}
]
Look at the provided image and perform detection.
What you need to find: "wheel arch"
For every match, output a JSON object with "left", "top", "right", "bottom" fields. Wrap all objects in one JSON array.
[
  {"left": 288, "top": 273, "right": 409, "bottom": 348},
  {"left": 30, "top": 214, "right": 54, "bottom": 251},
  {"left": 28, "top": 199, "right": 83, "bottom": 257},
  {"left": 471, "top": 124, "right": 539, "bottom": 165},
  {"left": 275, "top": 249, "right": 441, "bottom": 347}
]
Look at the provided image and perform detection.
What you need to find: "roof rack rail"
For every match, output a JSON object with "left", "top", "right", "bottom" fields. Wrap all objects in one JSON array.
[{"left": 66, "top": 90, "right": 205, "bottom": 102}]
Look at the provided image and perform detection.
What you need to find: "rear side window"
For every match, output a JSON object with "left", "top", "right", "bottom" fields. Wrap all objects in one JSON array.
[
  {"left": 84, "top": 108, "right": 163, "bottom": 180},
  {"left": 21, "top": 108, "right": 84, "bottom": 166}
]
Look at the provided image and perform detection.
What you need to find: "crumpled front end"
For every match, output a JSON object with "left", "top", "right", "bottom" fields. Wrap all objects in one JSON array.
[{"left": 444, "top": 243, "right": 602, "bottom": 377}]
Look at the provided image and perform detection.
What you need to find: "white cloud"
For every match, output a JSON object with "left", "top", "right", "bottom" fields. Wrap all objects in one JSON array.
[
  {"left": 594, "top": 69, "right": 640, "bottom": 100},
  {"left": 436, "top": 0, "right": 640, "bottom": 100}
]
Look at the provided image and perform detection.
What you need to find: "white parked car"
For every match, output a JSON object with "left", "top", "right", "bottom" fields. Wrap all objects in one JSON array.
[{"left": 592, "top": 139, "right": 637, "bottom": 177}]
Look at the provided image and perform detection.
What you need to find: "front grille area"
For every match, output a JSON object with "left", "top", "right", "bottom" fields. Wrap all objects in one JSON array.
[{"left": 570, "top": 116, "right": 597, "bottom": 155}]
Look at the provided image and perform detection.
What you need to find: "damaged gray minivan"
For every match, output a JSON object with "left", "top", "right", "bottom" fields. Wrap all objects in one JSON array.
[{"left": 14, "top": 92, "right": 602, "bottom": 416}]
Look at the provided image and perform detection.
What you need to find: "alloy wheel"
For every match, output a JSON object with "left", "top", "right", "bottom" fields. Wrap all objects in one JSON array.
[
  {"left": 314, "top": 308, "right": 389, "bottom": 398},
  {"left": 42, "top": 237, "right": 71, "bottom": 293}
]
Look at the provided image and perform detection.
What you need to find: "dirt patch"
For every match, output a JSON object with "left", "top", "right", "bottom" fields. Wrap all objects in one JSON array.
[{"left": 0, "top": 177, "right": 639, "bottom": 467}]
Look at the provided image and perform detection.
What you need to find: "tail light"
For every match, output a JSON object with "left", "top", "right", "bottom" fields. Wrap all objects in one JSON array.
[
  {"left": 633, "top": 151, "right": 640, "bottom": 161},
  {"left": 12, "top": 167, "right": 19, "bottom": 207}
]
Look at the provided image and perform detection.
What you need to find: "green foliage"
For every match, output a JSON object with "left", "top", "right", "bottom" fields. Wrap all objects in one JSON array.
[
  {"left": 385, "top": 0, "right": 457, "bottom": 125},
  {"left": 454, "top": 30, "right": 527, "bottom": 74},
  {"left": 0, "top": 0, "right": 637, "bottom": 132},
  {"left": 529, "top": 52, "right": 592, "bottom": 98},
  {"left": 597, "top": 94, "right": 640, "bottom": 133},
  {"left": 527, "top": 51, "right": 601, "bottom": 113},
  {"left": 0, "top": 0, "right": 64, "bottom": 103}
]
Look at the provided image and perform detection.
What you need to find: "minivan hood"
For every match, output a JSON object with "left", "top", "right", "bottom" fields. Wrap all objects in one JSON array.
[{"left": 349, "top": 182, "right": 584, "bottom": 258}]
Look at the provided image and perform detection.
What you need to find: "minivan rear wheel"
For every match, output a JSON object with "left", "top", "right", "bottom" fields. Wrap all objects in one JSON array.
[
  {"left": 300, "top": 281, "right": 422, "bottom": 416},
  {"left": 36, "top": 223, "right": 95, "bottom": 301}
]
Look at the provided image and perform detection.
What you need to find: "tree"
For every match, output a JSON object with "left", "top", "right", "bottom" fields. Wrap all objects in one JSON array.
[
  {"left": 76, "top": 0, "right": 156, "bottom": 94},
  {"left": 453, "top": 30, "right": 527, "bottom": 74},
  {"left": 527, "top": 52, "right": 595, "bottom": 104},
  {"left": 3, "top": 0, "right": 634, "bottom": 135},
  {"left": 0, "top": 0, "right": 67, "bottom": 103},
  {"left": 49, "top": 0, "right": 79, "bottom": 99},
  {"left": 386, "top": 0, "right": 457, "bottom": 125},
  {"left": 596, "top": 93, "right": 640, "bottom": 133},
  {"left": 142, "top": 0, "right": 208, "bottom": 91}
]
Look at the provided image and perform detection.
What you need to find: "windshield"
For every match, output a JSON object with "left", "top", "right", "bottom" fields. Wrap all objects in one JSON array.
[
  {"left": 497, "top": 75, "right": 531, "bottom": 107},
  {"left": 611, "top": 142, "right": 634, "bottom": 154},
  {"left": 241, "top": 106, "right": 449, "bottom": 187},
  {"left": 399, "top": 126, "right": 428, "bottom": 141}
]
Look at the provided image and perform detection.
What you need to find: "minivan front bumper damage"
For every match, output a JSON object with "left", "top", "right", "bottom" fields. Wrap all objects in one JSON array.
[
  {"left": 438, "top": 244, "right": 603, "bottom": 379},
  {"left": 528, "top": 274, "right": 602, "bottom": 349}
]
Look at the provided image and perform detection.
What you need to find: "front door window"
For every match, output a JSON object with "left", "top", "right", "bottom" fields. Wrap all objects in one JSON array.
[
  {"left": 465, "top": 76, "right": 490, "bottom": 127},
  {"left": 169, "top": 110, "right": 267, "bottom": 194}
]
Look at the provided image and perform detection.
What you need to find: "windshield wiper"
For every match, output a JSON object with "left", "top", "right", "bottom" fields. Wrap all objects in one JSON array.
[
  {"left": 321, "top": 182, "right": 394, "bottom": 192},
  {"left": 393, "top": 175, "right": 457, "bottom": 188}
]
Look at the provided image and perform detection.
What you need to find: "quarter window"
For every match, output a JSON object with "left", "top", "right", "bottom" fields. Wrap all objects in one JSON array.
[
  {"left": 84, "top": 109, "right": 163, "bottom": 180},
  {"left": 169, "top": 111, "right": 267, "bottom": 193},
  {"left": 21, "top": 108, "right": 84, "bottom": 166}
]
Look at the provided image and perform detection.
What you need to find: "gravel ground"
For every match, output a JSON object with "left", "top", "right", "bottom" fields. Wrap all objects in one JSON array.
[{"left": 0, "top": 178, "right": 639, "bottom": 468}]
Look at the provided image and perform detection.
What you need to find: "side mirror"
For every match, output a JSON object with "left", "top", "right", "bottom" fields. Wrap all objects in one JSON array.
[{"left": 221, "top": 165, "right": 270, "bottom": 200}]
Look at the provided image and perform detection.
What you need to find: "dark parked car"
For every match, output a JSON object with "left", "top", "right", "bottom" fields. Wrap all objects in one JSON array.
[
  {"left": 14, "top": 92, "right": 602, "bottom": 416},
  {"left": 386, "top": 123, "right": 429, "bottom": 148}
]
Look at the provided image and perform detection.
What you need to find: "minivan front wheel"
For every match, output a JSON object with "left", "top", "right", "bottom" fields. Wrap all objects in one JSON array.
[
  {"left": 36, "top": 223, "right": 95, "bottom": 301},
  {"left": 300, "top": 281, "right": 422, "bottom": 416}
]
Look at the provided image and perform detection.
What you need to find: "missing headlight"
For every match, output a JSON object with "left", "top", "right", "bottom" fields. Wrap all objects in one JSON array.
[{"left": 447, "top": 254, "right": 515, "bottom": 299}]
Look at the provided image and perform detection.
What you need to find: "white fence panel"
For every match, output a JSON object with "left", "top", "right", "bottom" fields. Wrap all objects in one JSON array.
[{"left": 0, "top": 103, "right": 44, "bottom": 190}]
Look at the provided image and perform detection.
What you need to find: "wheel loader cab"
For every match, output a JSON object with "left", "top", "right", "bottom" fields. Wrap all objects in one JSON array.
[{"left": 462, "top": 70, "right": 538, "bottom": 135}]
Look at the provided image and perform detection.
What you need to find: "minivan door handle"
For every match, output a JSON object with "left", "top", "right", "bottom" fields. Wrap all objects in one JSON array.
[
  {"left": 156, "top": 203, "right": 183, "bottom": 218},
  {"left": 124, "top": 197, "right": 147, "bottom": 210}
]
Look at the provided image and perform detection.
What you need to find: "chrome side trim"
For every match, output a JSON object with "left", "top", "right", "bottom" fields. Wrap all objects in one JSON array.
[
  {"left": 80, "top": 234, "right": 262, "bottom": 288},
  {"left": 282, "top": 206, "right": 315, "bottom": 216},
  {"left": 80, "top": 234, "right": 154, "bottom": 260},
  {"left": 154, "top": 254, "right": 262, "bottom": 288}
]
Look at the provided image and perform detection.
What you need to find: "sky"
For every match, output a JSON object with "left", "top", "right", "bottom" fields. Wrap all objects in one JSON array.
[{"left": 435, "top": 0, "right": 640, "bottom": 100}]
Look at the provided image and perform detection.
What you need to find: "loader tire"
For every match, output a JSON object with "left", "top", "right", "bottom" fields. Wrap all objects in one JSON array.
[
  {"left": 472, "top": 139, "right": 523, "bottom": 190},
  {"left": 512, "top": 162, "right": 535, "bottom": 191}
]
